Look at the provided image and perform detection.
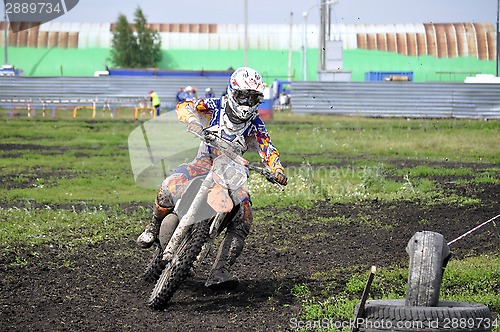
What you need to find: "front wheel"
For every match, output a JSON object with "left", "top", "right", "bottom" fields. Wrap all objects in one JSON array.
[{"left": 147, "top": 219, "right": 210, "bottom": 310}]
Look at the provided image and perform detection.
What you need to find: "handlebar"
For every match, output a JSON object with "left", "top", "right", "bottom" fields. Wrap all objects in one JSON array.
[
  {"left": 188, "top": 126, "right": 285, "bottom": 190},
  {"left": 247, "top": 164, "right": 285, "bottom": 191}
]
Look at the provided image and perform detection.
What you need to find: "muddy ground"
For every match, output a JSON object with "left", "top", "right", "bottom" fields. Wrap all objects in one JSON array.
[{"left": 0, "top": 160, "right": 499, "bottom": 332}]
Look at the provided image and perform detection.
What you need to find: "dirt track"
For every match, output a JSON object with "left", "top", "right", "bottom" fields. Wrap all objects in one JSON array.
[{"left": 1, "top": 161, "right": 499, "bottom": 332}]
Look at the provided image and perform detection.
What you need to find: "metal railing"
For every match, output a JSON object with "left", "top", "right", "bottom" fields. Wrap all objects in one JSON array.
[
  {"left": 0, "top": 76, "right": 230, "bottom": 118},
  {"left": 2, "top": 77, "right": 500, "bottom": 119},
  {"left": 290, "top": 82, "right": 500, "bottom": 119}
]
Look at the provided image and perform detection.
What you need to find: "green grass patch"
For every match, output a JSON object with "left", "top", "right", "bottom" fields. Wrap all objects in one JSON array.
[
  {"left": 441, "top": 255, "right": 500, "bottom": 310},
  {"left": 248, "top": 161, "right": 485, "bottom": 208},
  {"left": 0, "top": 204, "right": 148, "bottom": 248},
  {"left": 1, "top": 116, "right": 498, "bottom": 209},
  {"left": 270, "top": 113, "right": 500, "bottom": 164},
  {"left": 0, "top": 118, "right": 156, "bottom": 205},
  {"left": 291, "top": 255, "right": 500, "bottom": 331},
  {"left": 0, "top": 115, "right": 496, "bottom": 244},
  {"left": 396, "top": 165, "right": 475, "bottom": 177}
]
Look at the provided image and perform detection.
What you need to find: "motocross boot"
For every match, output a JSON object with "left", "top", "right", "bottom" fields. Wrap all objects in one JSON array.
[
  {"left": 136, "top": 197, "right": 173, "bottom": 249},
  {"left": 205, "top": 219, "right": 251, "bottom": 290}
]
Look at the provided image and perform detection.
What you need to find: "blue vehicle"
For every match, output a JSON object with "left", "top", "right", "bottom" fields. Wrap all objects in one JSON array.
[{"left": 0, "top": 64, "right": 22, "bottom": 76}]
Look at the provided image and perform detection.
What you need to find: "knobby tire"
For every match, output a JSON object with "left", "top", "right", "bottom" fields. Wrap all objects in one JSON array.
[
  {"left": 147, "top": 220, "right": 210, "bottom": 310},
  {"left": 357, "top": 299, "right": 494, "bottom": 332},
  {"left": 142, "top": 244, "right": 165, "bottom": 283}
]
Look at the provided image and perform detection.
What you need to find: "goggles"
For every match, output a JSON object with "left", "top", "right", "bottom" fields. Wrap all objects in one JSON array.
[{"left": 232, "top": 90, "right": 264, "bottom": 107}]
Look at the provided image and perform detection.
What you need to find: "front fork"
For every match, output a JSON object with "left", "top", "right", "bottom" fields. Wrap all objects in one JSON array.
[
  {"left": 194, "top": 213, "right": 227, "bottom": 266},
  {"left": 162, "top": 172, "right": 223, "bottom": 262},
  {"left": 195, "top": 192, "right": 247, "bottom": 268}
]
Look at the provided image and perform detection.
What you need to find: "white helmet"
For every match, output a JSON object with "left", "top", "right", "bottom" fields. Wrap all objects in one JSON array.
[{"left": 226, "top": 67, "right": 265, "bottom": 122}]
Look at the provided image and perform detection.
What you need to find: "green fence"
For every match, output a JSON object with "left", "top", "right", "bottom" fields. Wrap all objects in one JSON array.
[{"left": 6, "top": 47, "right": 496, "bottom": 82}]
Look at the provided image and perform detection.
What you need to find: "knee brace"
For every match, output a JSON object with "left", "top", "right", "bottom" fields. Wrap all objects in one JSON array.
[{"left": 241, "top": 200, "right": 253, "bottom": 224}]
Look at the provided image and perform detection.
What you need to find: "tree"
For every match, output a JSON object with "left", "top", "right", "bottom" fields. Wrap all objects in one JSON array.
[
  {"left": 134, "top": 7, "right": 162, "bottom": 68},
  {"left": 110, "top": 7, "right": 162, "bottom": 68},
  {"left": 110, "top": 14, "right": 138, "bottom": 68}
]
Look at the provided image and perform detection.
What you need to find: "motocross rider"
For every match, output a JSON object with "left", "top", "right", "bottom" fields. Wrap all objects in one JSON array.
[{"left": 136, "top": 67, "right": 288, "bottom": 289}]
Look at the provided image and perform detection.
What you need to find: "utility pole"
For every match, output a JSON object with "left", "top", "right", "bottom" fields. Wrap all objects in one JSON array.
[
  {"left": 496, "top": 0, "right": 499, "bottom": 76},
  {"left": 288, "top": 12, "right": 293, "bottom": 81},
  {"left": 318, "top": 0, "right": 326, "bottom": 71},
  {"left": 3, "top": 4, "right": 8, "bottom": 65},
  {"left": 302, "top": 10, "right": 308, "bottom": 80},
  {"left": 244, "top": 0, "right": 248, "bottom": 67}
]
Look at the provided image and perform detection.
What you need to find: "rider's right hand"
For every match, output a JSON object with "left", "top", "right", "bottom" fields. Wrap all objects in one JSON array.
[
  {"left": 203, "top": 131, "right": 216, "bottom": 142},
  {"left": 187, "top": 119, "right": 204, "bottom": 137}
]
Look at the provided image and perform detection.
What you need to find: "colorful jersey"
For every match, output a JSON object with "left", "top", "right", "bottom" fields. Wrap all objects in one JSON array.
[{"left": 176, "top": 97, "right": 284, "bottom": 173}]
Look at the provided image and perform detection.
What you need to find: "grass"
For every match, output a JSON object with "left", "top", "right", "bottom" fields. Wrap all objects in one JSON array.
[
  {"left": 0, "top": 204, "right": 149, "bottom": 248},
  {"left": 270, "top": 113, "right": 500, "bottom": 164},
  {"left": 1, "top": 114, "right": 497, "bottom": 241},
  {"left": 0, "top": 117, "right": 156, "bottom": 205},
  {"left": 291, "top": 256, "right": 500, "bottom": 331},
  {"left": 248, "top": 161, "right": 487, "bottom": 208},
  {"left": 1, "top": 114, "right": 498, "bottom": 207},
  {"left": 1, "top": 113, "right": 499, "bottom": 330}
]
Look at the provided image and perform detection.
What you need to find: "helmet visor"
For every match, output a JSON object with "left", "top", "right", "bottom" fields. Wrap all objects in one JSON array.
[{"left": 232, "top": 90, "right": 264, "bottom": 107}]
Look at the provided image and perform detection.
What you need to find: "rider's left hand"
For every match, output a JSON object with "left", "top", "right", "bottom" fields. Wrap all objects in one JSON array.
[{"left": 274, "top": 169, "right": 287, "bottom": 186}]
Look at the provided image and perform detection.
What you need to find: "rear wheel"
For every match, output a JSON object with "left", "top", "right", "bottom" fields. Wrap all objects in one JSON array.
[
  {"left": 143, "top": 214, "right": 180, "bottom": 283},
  {"left": 147, "top": 220, "right": 210, "bottom": 310},
  {"left": 405, "top": 231, "right": 450, "bottom": 307},
  {"left": 142, "top": 244, "right": 165, "bottom": 283}
]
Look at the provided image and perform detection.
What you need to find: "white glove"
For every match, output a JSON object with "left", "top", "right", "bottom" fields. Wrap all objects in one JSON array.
[{"left": 187, "top": 118, "right": 204, "bottom": 136}]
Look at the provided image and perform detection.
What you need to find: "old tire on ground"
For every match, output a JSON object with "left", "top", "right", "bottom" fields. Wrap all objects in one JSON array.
[
  {"left": 147, "top": 219, "right": 210, "bottom": 310},
  {"left": 357, "top": 299, "right": 494, "bottom": 332},
  {"left": 405, "top": 231, "right": 451, "bottom": 307}
]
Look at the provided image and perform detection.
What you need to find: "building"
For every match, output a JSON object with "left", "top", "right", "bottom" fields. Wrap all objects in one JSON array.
[{"left": 0, "top": 21, "right": 496, "bottom": 81}]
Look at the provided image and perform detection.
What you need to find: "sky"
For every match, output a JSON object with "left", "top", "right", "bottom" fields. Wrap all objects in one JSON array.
[{"left": 48, "top": 0, "right": 496, "bottom": 25}]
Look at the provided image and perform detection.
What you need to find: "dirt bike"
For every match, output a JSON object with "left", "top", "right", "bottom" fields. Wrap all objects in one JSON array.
[{"left": 143, "top": 130, "right": 283, "bottom": 310}]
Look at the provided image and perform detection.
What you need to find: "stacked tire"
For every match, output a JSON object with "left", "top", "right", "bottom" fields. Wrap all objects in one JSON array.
[{"left": 356, "top": 231, "right": 496, "bottom": 332}]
